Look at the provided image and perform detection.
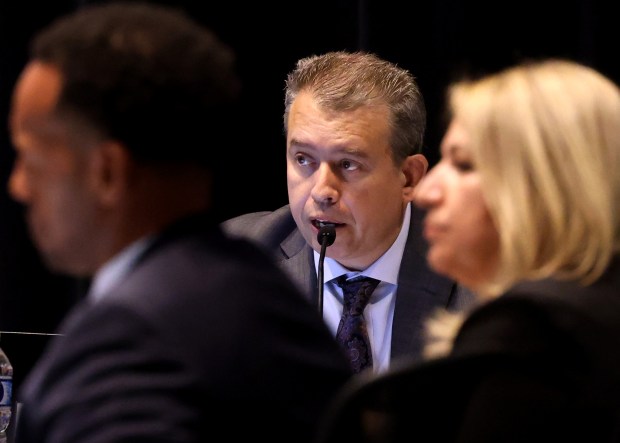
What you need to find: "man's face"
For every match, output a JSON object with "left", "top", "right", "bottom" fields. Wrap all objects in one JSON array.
[
  {"left": 8, "top": 61, "right": 102, "bottom": 275},
  {"left": 286, "top": 91, "right": 427, "bottom": 271}
]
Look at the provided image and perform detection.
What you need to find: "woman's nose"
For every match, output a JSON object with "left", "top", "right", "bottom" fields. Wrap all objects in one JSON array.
[{"left": 413, "top": 166, "right": 443, "bottom": 209}]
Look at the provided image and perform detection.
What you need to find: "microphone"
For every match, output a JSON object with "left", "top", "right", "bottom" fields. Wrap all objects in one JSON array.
[{"left": 317, "top": 224, "right": 336, "bottom": 315}]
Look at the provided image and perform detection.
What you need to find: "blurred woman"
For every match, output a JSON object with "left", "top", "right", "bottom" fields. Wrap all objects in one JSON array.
[{"left": 412, "top": 59, "right": 620, "bottom": 441}]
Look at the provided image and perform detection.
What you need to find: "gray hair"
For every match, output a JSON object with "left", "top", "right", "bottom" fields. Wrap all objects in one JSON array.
[{"left": 283, "top": 51, "right": 426, "bottom": 164}]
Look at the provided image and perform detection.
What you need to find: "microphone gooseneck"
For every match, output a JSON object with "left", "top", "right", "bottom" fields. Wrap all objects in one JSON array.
[{"left": 317, "top": 224, "right": 336, "bottom": 315}]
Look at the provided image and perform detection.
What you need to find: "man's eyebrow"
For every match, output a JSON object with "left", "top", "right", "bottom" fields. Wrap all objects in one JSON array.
[
  {"left": 288, "top": 138, "right": 313, "bottom": 150},
  {"left": 290, "top": 141, "right": 367, "bottom": 157}
]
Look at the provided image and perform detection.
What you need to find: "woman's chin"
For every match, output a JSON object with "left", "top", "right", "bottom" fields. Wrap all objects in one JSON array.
[{"left": 426, "top": 249, "right": 452, "bottom": 277}]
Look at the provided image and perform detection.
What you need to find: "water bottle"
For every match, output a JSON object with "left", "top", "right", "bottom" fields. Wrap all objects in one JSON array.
[{"left": 0, "top": 338, "right": 13, "bottom": 441}]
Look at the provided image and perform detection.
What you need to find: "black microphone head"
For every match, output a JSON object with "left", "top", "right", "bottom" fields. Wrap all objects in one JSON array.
[{"left": 317, "top": 224, "right": 336, "bottom": 247}]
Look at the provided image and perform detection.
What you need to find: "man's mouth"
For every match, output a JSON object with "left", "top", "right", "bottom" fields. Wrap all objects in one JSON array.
[{"left": 312, "top": 219, "right": 341, "bottom": 230}]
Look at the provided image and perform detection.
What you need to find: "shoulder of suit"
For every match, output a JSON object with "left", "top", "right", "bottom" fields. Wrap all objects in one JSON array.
[{"left": 220, "top": 204, "right": 297, "bottom": 246}]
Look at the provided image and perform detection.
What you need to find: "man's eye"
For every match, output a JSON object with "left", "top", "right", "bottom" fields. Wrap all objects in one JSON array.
[
  {"left": 295, "top": 154, "right": 309, "bottom": 166},
  {"left": 341, "top": 159, "right": 359, "bottom": 171}
]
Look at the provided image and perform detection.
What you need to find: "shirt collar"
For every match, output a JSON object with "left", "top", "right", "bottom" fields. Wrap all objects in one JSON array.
[
  {"left": 88, "top": 235, "right": 155, "bottom": 303},
  {"left": 314, "top": 203, "right": 411, "bottom": 285}
]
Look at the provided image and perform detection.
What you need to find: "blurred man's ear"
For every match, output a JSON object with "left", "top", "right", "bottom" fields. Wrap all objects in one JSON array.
[
  {"left": 402, "top": 154, "right": 429, "bottom": 200},
  {"left": 90, "top": 140, "right": 132, "bottom": 207}
]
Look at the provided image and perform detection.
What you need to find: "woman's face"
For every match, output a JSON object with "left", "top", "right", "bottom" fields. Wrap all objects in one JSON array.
[{"left": 413, "top": 119, "right": 500, "bottom": 293}]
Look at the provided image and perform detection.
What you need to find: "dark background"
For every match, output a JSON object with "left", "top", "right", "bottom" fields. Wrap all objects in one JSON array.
[{"left": 0, "top": 0, "right": 617, "bottom": 391}]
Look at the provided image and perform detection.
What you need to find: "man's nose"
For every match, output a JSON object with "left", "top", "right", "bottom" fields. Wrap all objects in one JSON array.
[
  {"left": 7, "top": 162, "right": 30, "bottom": 203},
  {"left": 311, "top": 163, "right": 340, "bottom": 205}
]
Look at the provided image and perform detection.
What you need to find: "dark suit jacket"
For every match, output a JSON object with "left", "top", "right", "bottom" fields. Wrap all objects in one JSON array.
[
  {"left": 222, "top": 204, "right": 477, "bottom": 364},
  {"left": 14, "top": 213, "right": 352, "bottom": 443},
  {"left": 315, "top": 255, "right": 620, "bottom": 443}
]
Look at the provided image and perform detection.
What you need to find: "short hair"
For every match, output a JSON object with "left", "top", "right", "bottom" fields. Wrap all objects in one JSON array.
[
  {"left": 283, "top": 51, "right": 426, "bottom": 164},
  {"left": 448, "top": 59, "right": 620, "bottom": 295},
  {"left": 30, "top": 1, "right": 241, "bottom": 167}
]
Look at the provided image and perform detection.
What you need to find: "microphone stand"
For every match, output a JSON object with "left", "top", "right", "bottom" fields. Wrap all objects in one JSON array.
[{"left": 317, "top": 225, "right": 336, "bottom": 316}]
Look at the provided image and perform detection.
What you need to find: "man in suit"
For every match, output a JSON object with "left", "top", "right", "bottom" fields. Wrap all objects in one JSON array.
[
  {"left": 7, "top": 4, "right": 352, "bottom": 442},
  {"left": 223, "top": 52, "right": 477, "bottom": 374}
]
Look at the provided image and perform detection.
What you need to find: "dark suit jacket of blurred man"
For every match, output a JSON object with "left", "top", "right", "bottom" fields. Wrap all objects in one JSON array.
[{"left": 15, "top": 214, "right": 353, "bottom": 443}]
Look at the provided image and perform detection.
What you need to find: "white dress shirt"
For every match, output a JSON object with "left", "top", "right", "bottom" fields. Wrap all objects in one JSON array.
[
  {"left": 88, "top": 236, "right": 154, "bottom": 303},
  {"left": 314, "top": 203, "right": 411, "bottom": 373}
]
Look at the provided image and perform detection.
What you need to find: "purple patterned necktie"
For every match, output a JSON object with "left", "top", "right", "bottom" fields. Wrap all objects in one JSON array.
[{"left": 335, "top": 275, "right": 380, "bottom": 373}]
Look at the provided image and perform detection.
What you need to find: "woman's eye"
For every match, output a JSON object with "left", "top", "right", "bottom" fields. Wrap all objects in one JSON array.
[{"left": 453, "top": 159, "right": 473, "bottom": 172}]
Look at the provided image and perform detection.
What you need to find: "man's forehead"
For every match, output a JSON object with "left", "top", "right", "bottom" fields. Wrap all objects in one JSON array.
[{"left": 12, "top": 61, "right": 63, "bottom": 125}]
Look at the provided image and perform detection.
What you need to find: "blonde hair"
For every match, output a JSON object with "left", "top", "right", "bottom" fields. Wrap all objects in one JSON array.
[
  {"left": 451, "top": 59, "right": 620, "bottom": 296},
  {"left": 424, "top": 60, "right": 620, "bottom": 358}
]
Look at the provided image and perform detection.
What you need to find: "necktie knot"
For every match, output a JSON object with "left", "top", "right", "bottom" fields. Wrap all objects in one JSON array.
[
  {"left": 336, "top": 275, "right": 380, "bottom": 315},
  {"left": 335, "top": 275, "right": 380, "bottom": 373}
]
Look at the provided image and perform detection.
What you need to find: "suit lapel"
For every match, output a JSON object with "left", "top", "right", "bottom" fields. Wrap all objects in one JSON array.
[
  {"left": 278, "top": 229, "right": 318, "bottom": 303},
  {"left": 273, "top": 205, "right": 459, "bottom": 363},
  {"left": 391, "top": 206, "right": 457, "bottom": 362}
]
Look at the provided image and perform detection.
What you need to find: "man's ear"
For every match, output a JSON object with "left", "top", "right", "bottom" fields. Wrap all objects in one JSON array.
[
  {"left": 90, "top": 141, "right": 132, "bottom": 207},
  {"left": 402, "top": 154, "right": 428, "bottom": 201}
]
